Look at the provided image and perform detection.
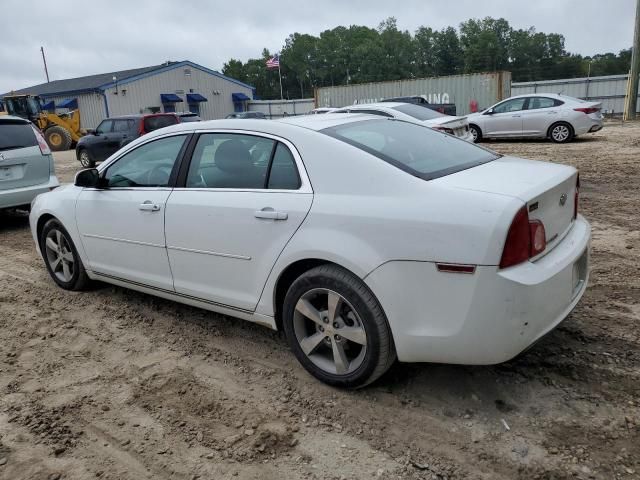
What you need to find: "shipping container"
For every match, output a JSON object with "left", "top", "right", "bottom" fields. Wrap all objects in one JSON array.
[
  {"left": 315, "top": 71, "right": 511, "bottom": 116},
  {"left": 512, "top": 74, "right": 640, "bottom": 115},
  {"left": 247, "top": 98, "right": 315, "bottom": 118}
]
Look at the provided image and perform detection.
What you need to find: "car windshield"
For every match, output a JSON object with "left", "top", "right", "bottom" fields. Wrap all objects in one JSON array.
[
  {"left": 391, "top": 103, "right": 446, "bottom": 121},
  {"left": 0, "top": 120, "right": 37, "bottom": 151},
  {"left": 323, "top": 119, "right": 498, "bottom": 180}
]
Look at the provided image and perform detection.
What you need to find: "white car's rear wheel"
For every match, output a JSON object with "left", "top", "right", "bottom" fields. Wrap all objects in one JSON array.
[
  {"left": 283, "top": 265, "right": 395, "bottom": 388},
  {"left": 549, "top": 122, "right": 574, "bottom": 143}
]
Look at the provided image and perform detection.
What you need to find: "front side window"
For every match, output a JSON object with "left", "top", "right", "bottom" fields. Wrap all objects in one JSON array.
[
  {"left": 493, "top": 98, "right": 527, "bottom": 114},
  {"left": 103, "top": 135, "right": 186, "bottom": 188},
  {"left": 323, "top": 119, "right": 498, "bottom": 180},
  {"left": 528, "top": 97, "right": 556, "bottom": 110},
  {"left": 96, "top": 120, "right": 113, "bottom": 135},
  {"left": 186, "top": 133, "right": 300, "bottom": 190}
]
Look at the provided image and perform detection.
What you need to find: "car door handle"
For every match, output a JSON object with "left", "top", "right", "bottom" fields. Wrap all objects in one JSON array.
[
  {"left": 511, "top": 114, "right": 521, "bottom": 117},
  {"left": 139, "top": 201, "right": 161, "bottom": 212},
  {"left": 254, "top": 207, "right": 288, "bottom": 220}
]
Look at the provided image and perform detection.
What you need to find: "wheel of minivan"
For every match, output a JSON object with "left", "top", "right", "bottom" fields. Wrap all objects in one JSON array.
[
  {"left": 469, "top": 124, "right": 482, "bottom": 143},
  {"left": 282, "top": 265, "right": 396, "bottom": 388},
  {"left": 78, "top": 149, "right": 95, "bottom": 168},
  {"left": 40, "top": 218, "right": 90, "bottom": 291},
  {"left": 549, "top": 122, "right": 574, "bottom": 143}
]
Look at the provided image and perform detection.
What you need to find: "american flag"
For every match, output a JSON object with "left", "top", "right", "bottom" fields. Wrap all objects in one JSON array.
[{"left": 266, "top": 54, "right": 280, "bottom": 70}]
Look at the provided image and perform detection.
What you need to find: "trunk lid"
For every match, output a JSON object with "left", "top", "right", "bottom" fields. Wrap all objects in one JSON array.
[
  {"left": 425, "top": 116, "right": 470, "bottom": 139},
  {"left": 435, "top": 155, "right": 578, "bottom": 255}
]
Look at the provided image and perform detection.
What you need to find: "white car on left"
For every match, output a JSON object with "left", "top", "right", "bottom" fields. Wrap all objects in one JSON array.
[{"left": 331, "top": 102, "right": 474, "bottom": 142}]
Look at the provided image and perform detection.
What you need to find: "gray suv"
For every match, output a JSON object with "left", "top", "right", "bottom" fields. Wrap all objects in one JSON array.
[{"left": 0, "top": 115, "right": 59, "bottom": 210}]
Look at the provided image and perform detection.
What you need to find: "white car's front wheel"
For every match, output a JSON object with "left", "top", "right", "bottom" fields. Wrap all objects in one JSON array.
[
  {"left": 283, "top": 265, "right": 395, "bottom": 388},
  {"left": 40, "top": 218, "right": 91, "bottom": 291}
]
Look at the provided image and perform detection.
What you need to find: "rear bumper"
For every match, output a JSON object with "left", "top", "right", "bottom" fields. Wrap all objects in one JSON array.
[
  {"left": 364, "top": 216, "right": 591, "bottom": 364},
  {"left": 0, "top": 174, "right": 59, "bottom": 209},
  {"left": 574, "top": 116, "right": 603, "bottom": 136}
]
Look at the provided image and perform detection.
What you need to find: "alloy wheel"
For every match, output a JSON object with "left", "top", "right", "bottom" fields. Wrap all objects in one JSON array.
[
  {"left": 79, "top": 151, "right": 91, "bottom": 167},
  {"left": 292, "top": 288, "right": 367, "bottom": 375},
  {"left": 552, "top": 124, "right": 570, "bottom": 142},
  {"left": 44, "top": 229, "right": 75, "bottom": 283}
]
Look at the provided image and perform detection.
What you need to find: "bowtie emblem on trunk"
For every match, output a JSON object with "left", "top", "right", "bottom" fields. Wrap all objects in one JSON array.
[{"left": 559, "top": 193, "right": 568, "bottom": 206}]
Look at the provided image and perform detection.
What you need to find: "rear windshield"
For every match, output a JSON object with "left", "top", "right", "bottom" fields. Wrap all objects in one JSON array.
[
  {"left": 144, "top": 115, "right": 178, "bottom": 132},
  {"left": 323, "top": 119, "right": 499, "bottom": 180},
  {"left": 0, "top": 121, "right": 37, "bottom": 151},
  {"left": 391, "top": 103, "right": 445, "bottom": 121}
]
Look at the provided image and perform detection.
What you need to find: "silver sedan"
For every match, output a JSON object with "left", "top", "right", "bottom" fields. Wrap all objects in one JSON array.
[{"left": 466, "top": 93, "right": 603, "bottom": 143}]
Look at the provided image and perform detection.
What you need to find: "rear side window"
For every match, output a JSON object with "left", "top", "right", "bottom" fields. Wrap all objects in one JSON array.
[
  {"left": 144, "top": 115, "right": 178, "bottom": 133},
  {"left": 323, "top": 119, "right": 498, "bottom": 180},
  {"left": 0, "top": 121, "right": 37, "bottom": 151},
  {"left": 391, "top": 103, "right": 445, "bottom": 120},
  {"left": 113, "top": 119, "right": 136, "bottom": 132},
  {"left": 185, "top": 133, "right": 301, "bottom": 190}
]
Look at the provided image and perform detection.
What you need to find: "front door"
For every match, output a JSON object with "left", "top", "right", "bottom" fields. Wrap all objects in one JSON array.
[
  {"left": 483, "top": 97, "right": 528, "bottom": 137},
  {"left": 165, "top": 132, "right": 313, "bottom": 312},
  {"left": 76, "top": 134, "right": 188, "bottom": 290}
]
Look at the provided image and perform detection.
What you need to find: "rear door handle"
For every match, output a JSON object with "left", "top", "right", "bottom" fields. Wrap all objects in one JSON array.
[
  {"left": 254, "top": 207, "right": 288, "bottom": 220},
  {"left": 139, "top": 201, "right": 160, "bottom": 212}
]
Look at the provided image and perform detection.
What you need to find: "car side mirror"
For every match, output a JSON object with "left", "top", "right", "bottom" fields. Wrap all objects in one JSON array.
[
  {"left": 484, "top": 108, "right": 494, "bottom": 115},
  {"left": 85, "top": 128, "right": 96, "bottom": 135},
  {"left": 74, "top": 168, "right": 102, "bottom": 188}
]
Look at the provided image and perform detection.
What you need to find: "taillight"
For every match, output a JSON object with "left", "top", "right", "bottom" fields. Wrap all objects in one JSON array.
[
  {"left": 574, "top": 107, "right": 600, "bottom": 115},
  {"left": 432, "top": 126, "right": 455, "bottom": 135},
  {"left": 574, "top": 174, "right": 580, "bottom": 219},
  {"left": 138, "top": 120, "right": 146, "bottom": 136},
  {"left": 499, "top": 206, "right": 547, "bottom": 269},
  {"left": 529, "top": 220, "right": 546, "bottom": 256},
  {"left": 31, "top": 125, "right": 51, "bottom": 155}
]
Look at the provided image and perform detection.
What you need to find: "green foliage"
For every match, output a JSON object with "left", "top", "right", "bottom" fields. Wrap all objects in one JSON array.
[{"left": 221, "top": 17, "right": 631, "bottom": 99}]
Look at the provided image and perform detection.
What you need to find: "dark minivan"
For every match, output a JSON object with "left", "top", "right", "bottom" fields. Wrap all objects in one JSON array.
[{"left": 76, "top": 113, "right": 179, "bottom": 167}]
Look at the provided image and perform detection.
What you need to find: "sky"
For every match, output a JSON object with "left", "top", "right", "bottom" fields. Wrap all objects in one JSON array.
[{"left": 1, "top": 0, "right": 635, "bottom": 93}]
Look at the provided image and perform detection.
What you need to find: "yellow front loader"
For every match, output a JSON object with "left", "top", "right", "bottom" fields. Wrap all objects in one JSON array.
[{"left": 0, "top": 94, "right": 83, "bottom": 151}]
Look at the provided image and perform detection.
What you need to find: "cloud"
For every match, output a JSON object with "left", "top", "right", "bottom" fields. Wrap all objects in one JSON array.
[{"left": 1, "top": 0, "right": 634, "bottom": 93}]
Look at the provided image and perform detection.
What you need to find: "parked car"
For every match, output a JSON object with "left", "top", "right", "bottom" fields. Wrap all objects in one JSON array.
[
  {"left": 466, "top": 93, "right": 604, "bottom": 143},
  {"left": 225, "top": 112, "right": 267, "bottom": 119},
  {"left": 331, "top": 102, "right": 473, "bottom": 142},
  {"left": 30, "top": 115, "right": 590, "bottom": 388},
  {"left": 381, "top": 95, "right": 457, "bottom": 116},
  {"left": 0, "top": 115, "right": 59, "bottom": 210},
  {"left": 75, "top": 113, "right": 179, "bottom": 167},
  {"left": 176, "top": 112, "right": 202, "bottom": 123},
  {"left": 308, "top": 108, "right": 337, "bottom": 115}
]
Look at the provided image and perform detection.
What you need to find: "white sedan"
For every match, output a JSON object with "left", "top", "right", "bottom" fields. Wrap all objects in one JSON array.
[
  {"left": 331, "top": 102, "right": 474, "bottom": 142},
  {"left": 466, "top": 93, "right": 604, "bottom": 143},
  {"left": 30, "top": 115, "right": 590, "bottom": 388}
]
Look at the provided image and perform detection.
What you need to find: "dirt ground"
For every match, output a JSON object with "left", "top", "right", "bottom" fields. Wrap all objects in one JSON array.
[{"left": 0, "top": 122, "right": 638, "bottom": 480}]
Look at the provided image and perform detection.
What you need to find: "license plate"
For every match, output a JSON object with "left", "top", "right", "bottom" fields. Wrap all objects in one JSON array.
[{"left": 0, "top": 166, "right": 14, "bottom": 180}]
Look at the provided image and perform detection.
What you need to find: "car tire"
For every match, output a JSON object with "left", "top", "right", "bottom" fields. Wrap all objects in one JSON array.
[
  {"left": 40, "top": 218, "right": 91, "bottom": 291},
  {"left": 282, "top": 264, "right": 396, "bottom": 388},
  {"left": 44, "top": 126, "right": 73, "bottom": 151},
  {"left": 78, "top": 148, "right": 95, "bottom": 168},
  {"left": 469, "top": 124, "right": 482, "bottom": 143},
  {"left": 548, "top": 122, "right": 574, "bottom": 143}
]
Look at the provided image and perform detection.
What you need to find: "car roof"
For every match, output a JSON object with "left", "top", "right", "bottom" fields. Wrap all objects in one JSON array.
[
  {"left": 0, "top": 114, "right": 30, "bottom": 124},
  {"left": 337, "top": 102, "right": 404, "bottom": 110}
]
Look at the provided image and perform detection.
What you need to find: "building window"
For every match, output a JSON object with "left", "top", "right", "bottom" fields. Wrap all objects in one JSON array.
[
  {"left": 188, "top": 103, "right": 200, "bottom": 115},
  {"left": 163, "top": 104, "right": 176, "bottom": 113}
]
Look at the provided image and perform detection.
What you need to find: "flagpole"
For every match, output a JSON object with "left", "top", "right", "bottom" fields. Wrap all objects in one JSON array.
[{"left": 278, "top": 62, "right": 283, "bottom": 100}]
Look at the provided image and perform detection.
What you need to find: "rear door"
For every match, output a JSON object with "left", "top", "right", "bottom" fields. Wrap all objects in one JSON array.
[
  {"left": 483, "top": 98, "right": 528, "bottom": 137},
  {"left": 0, "top": 119, "right": 49, "bottom": 190},
  {"left": 164, "top": 131, "right": 313, "bottom": 311},
  {"left": 521, "top": 97, "right": 561, "bottom": 136}
]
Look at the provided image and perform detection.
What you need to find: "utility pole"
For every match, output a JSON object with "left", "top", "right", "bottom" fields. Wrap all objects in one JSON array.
[
  {"left": 40, "top": 46, "right": 50, "bottom": 83},
  {"left": 626, "top": 0, "right": 640, "bottom": 120}
]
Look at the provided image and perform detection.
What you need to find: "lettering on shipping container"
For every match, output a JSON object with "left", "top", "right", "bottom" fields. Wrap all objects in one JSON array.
[{"left": 351, "top": 93, "right": 450, "bottom": 105}]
